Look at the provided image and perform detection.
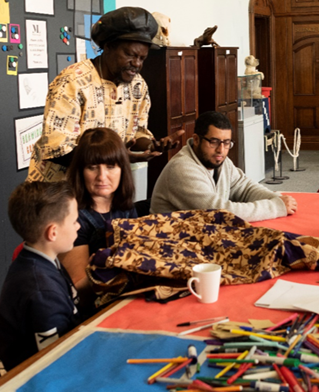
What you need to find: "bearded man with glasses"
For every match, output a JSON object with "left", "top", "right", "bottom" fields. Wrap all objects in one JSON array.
[{"left": 150, "top": 111, "right": 297, "bottom": 222}]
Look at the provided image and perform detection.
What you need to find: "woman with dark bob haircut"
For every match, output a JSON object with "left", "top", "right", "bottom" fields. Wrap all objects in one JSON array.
[{"left": 59, "top": 128, "right": 138, "bottom": 295}]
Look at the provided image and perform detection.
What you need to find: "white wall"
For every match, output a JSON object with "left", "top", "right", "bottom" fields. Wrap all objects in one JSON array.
[{"left": 116, "top": 0, "right": 251, "bottom": 75}]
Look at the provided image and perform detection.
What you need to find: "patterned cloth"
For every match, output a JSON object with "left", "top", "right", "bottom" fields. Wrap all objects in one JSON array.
[
  {"left": 27, "top": 59, "right": 153, "bottom": 182},
  {"left": 86, "top": 209, "right": 319, "bottom": 304}
]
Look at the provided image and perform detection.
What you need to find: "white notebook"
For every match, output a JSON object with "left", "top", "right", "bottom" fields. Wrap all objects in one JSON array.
[{"left": 254, "top": 279, "right": 319, "bottom": 312}]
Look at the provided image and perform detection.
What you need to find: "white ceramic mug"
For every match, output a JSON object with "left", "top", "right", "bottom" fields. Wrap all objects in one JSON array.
[{"left": 187, "top": 264, "right": 221, "bottom": 304}]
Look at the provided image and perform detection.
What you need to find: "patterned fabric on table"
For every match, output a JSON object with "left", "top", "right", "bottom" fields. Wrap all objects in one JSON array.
[{"left": 86, "top": 209, "right": 319, "bottom": 304}]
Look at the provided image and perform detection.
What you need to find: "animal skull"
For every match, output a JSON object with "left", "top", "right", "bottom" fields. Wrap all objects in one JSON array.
[{"left": 152, "top": 12, "right": 171, "bottom": 46}]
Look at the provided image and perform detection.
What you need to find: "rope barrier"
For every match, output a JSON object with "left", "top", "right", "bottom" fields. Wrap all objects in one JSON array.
[
  {"left": 280, "top": 128, "right": 301, "bottom": 171},
  {"left": 268, "top": 129, "right": 301, "bottom": 172}
]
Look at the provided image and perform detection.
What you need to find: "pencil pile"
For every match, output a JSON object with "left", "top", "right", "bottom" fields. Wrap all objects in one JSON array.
[
  {"left": 127, "top": 312, "right": 319, "bottom": 392},
  {"left": 199, "top": 312, "right": 319, "bottom": 392}
]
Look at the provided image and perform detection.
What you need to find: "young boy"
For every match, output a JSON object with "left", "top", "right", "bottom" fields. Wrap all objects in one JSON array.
[{"left": 0, "top": 181, "right": 82, "bottom": 371}]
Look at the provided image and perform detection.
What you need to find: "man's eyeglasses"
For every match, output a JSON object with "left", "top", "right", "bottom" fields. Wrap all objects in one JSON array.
[{"left": 201, "top": 136, "right": 234, "bottom": 149}]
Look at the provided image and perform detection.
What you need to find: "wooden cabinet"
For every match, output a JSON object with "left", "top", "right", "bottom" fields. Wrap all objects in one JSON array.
[
  {"left": 198, "top": 47, "right": 239, "bottom": 166},
  {"left": 141, "top": 46, "right": 198, "bottom": 197}
]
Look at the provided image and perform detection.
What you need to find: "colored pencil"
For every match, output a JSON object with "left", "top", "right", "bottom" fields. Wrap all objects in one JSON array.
[
  {"left": 284, "top": 334, "right": 302, "bottom": 357},
  {"left": 272, "top": 363, "right": 288, "bottom": 386},
  {"left": 215, "top": 350, "right": 249, "bottom": 379},
  {"left": 266, "top": 313, "right": 299, "bottom": 332},
  {"left": 226, "top": 363, "right": 254, "bottom": 385},
  {"left": 159, "top": 357, "right": 193, "bottom": 378},
  {"left": 207, "top": 354, "right": 242, "bottom": 359},
  {"left": 147, "top": 361, "right": 177, "bottom": 384},
  {"left": 127, "top": 357, "right": 188, "bottom": 363},
  {"left": 208, "top": 358, "right": 258, "bottom": 364},
  {"left": 230, "top": 329, "right": 286, "bottom": 342},
  {"left": 304, "top": 340, "right": 319, "bottom": 356},
  {"left": 299, "top": 364, "right": 319, "bottom": 380},
  {"left": 304, "top": 314, "right": 319, "bottom": 334}
]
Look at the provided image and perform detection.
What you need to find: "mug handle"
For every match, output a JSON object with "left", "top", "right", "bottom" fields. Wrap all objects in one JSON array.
[{"left": 187, "top": 277, "right": 201, "bottom": 300}]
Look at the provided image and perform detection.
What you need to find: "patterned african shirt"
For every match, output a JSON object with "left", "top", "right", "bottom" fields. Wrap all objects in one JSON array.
[{"left": 27, "top": 59, "right": 153, "bottom": 182}]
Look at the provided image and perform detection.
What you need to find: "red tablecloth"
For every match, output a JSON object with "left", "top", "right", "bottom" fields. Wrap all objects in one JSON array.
[{"left": 97, "top": 192, "right": 319, "bottom": 336}]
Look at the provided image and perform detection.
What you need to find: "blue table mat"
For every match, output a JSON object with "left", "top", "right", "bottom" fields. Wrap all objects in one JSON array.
[{"left": 18, "top": 331, "right": 211, "bottom": 392}]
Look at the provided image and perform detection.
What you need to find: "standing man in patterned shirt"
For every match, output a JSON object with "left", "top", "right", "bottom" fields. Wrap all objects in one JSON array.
[{"left": 27, "top": 7, "right": 184, "bottom": 182}]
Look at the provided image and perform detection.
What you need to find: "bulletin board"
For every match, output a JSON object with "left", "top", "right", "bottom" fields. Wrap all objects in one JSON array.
[{"left": 0, "top": 0, "right": 115, "bottom": 290}]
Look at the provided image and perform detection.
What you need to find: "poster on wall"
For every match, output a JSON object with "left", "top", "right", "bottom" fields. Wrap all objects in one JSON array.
[
  {"left": 0, "top": 0, "right": 10, "bottom": 24},
  {"left": 26, "top": 19, "right": 48, "bottom": 69},
  {"left": 18, "top": 72, "right": 48, "bottom": 109},
  {"left": 25, "top": 0, "right": 54, "bottom": 15},
  {"left": 15, "top": 115, "right": 43, "bottom": 170}
]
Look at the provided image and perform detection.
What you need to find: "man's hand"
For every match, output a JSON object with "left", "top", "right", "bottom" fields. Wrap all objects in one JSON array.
[
  {"left": 126, "top": 139, "right": 162, "bottom": 163},
  {"left": 280, "top": 195, "right": 298, "bottom": 215},
  {"left": 125, "top": 129, "right": 185, "bottom": 162},
  {"left": 151, "top": 130, "right": 185, "bottom": 152}
]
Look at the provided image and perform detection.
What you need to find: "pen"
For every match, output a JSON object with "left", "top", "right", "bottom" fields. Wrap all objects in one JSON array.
[
  {"left": 250, "top": 354, "right": 299, "bottom": 367},
  {"left": 178, "top": 317, "right": 229, "bottom": 336},
  {"left": 177, "top": 316, "right": 228, "bottom": 327},
  {"left": 242, "top": 370, "right": 280, "bottom": 380}
]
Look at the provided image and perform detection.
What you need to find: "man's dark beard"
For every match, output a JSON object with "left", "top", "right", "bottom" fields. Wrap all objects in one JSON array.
[{"left": 197, "top": 150, "right": 223, "bottom": 169}]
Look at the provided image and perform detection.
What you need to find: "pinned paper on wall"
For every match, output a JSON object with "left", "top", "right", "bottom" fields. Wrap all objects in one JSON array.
[
  {"left": 0, "top": 0, "right": 10, "bottom": 24},
  {"left": 18, "top": 72, "right": 48, "bottom": 109},
  {"left": 0, "top": 23, "right": 8, "bottom": 43},
  {"left": 76, "top": 37, "right": 86, "bottom": 62},
  {"left": 25, "top": 0, "right": 54, "bottom": 15},
  {"left": 9, "top": 23, "right": 21, "bottom": 43},
  {"left": 15, "top": 115, "right": 43, "bottom": 170},
  {"left": 7, "top": 55, "right": 18, "bottom": 75},
  {"left": 26, "top": 19, "right": 48, "bottom": 69}
]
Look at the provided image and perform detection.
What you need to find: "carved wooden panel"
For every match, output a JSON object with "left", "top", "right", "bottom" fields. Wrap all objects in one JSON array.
[
  {"left": 293, "top": 22, "right": 319, "bottom": 44},
  {"left": 291, "top": 0, "right": 319, "bottom": 8},
  {"left": 255, "top": 0, "right": 271, "bottom": 16}
]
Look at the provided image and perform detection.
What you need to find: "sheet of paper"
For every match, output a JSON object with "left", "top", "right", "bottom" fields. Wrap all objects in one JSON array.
[
  {"left": 18, "top": 73, "right": 48, "bottom": 109},
  {"left": 25, "top": 0, "right": 54, "bottom": 15},
  {"left": 15, "top": 115, "right": 43, "bottom": 169},
  {"left": 254, "top": 279, "right": 293, "bottom": 308},
  {"left": 293, "top": 297, "right": 319, "bottom": 314},
  {"left": 26, "top": 20, "right": 48, "bottom": 69},
  {"left": 254, "top": 279, "right": 319, "bottom": 311}
]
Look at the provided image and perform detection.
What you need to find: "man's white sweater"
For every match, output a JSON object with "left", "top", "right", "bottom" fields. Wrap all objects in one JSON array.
[{"left": 150, "top": 138, "right": 287, "bottom": 222}]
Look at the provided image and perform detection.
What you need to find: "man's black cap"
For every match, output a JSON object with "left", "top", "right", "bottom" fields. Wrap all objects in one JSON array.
[{"left": 91, "top": 7, "right": 159, "bottom": 49}]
